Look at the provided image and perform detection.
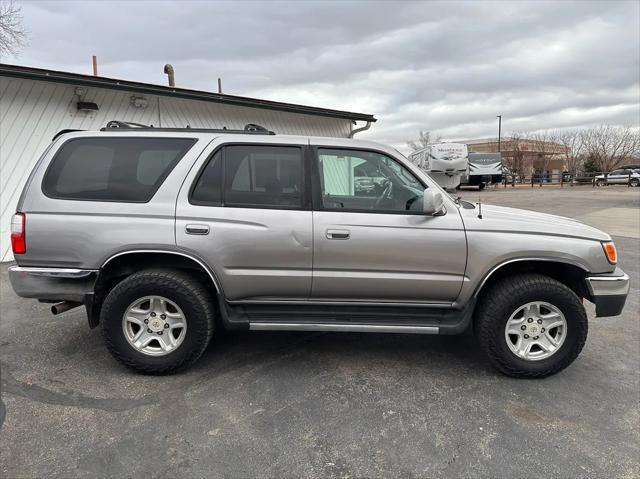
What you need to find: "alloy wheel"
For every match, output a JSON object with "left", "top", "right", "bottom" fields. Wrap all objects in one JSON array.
[
  {"left": 504, "top": 301, "right": 567, "bottom": 361},
  {"left": 122, "top": 295, "right": 187, "bottom": 356}
]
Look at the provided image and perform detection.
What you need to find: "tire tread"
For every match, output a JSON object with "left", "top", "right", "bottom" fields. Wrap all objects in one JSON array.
[
  {"left": 101, "top": 269, "right": 214, "bottom": 374},
  {"left": 475, "top": 273, "right": 588, "bottom": 378}
]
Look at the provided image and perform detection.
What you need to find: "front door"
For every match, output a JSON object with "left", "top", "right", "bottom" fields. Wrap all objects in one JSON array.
[
  {"left": 310, "top": 147, "right": 466, "bottom": 303},
  {"left": 176, "top": 142, "right": 312, "bottom": 301}
]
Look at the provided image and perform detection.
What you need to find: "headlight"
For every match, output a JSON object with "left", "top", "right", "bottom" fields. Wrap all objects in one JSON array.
[{"left": 601, "top": 241, "right": 617, "bottom": 264}]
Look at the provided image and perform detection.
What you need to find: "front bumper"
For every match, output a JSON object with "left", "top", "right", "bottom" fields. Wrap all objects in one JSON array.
[
  {"left": 8, "top": 266, "right": 98, "bottom": 302},
  {"left": 585, "top": 267, "right": 630, "bottom": 317}
]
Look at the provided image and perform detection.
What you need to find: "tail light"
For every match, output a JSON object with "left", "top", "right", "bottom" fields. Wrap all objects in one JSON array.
[
  {"left": 601, "top": 241, "right": 617, "bottom": 264},
  {"left": 11, "top": 213, "right": 25, "bottom": 254}
]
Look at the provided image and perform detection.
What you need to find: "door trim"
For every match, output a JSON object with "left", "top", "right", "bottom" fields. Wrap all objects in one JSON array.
[{"left": 226, "top": 299, "right": 452, "bottom": 308}]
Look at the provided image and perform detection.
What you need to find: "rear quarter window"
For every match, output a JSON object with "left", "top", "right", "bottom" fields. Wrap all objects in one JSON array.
[{"left": 43, "top": 137, "right": 196, "bottom": 202}]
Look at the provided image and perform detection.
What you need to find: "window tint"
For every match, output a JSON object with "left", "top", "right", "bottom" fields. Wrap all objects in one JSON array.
[
  {"left": 43, "top": 137, "right": 195, "bottom": 202},
  {"left": 191, "top": 150, "right": 222, "bottom": 205},
  {"left": 224, "top": 145, "right": 302, "bottom": 208},
  {"left": 318, "top": 148, "right": 424, "bottom": 213}
]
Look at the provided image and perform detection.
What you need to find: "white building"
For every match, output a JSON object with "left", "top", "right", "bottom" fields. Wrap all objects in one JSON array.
[{"left": 0, "top": 64, "right": 376, "bottom": 261}]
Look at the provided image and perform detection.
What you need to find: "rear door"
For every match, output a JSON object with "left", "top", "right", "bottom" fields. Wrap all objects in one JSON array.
[
  {"left": 608, "top": 169, "right": 626, "bottom": 184},
  {"left": 310, "top": 145, "right": 467, "bottom": 304},
  {"left": 175, "top": 140, "right": 313, "bottom": 301}
]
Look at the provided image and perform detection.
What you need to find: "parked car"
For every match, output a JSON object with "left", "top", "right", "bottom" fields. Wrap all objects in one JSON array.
[
  {"left": 9, "top": 122, "right": 629, "bottom": 378},
  {"left": 595, "top": 169, "right": 640, "bottom": 187}
]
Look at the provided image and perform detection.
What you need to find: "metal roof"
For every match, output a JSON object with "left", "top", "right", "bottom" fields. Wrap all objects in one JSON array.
[{"left": 0, "top": 63, "right": 376, "bottom": 123}]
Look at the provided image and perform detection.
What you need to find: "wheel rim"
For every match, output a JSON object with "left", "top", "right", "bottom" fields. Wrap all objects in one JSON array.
[
  {"left": 122, "top": 295, "right": 187, "bottom": 356},
  {"left": 504, "top": 301, "right": 567, "bottom": 361}
]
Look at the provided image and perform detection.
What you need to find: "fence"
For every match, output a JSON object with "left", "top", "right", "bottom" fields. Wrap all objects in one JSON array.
[{"left": 501, "top": 171, "right": 639, "bottom": 188}]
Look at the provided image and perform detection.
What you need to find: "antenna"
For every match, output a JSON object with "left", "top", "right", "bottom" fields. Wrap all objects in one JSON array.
[{"left": 477, "top": 197, "right": 483, "bottom": 219}]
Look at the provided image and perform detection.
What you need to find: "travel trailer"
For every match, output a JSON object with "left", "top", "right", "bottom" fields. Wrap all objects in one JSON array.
[
  {"left": 408, "top": 143, "right": 469, "bottom": 191},
  {"left": 460, "top": 152, "right": 503, "bottom": 189}
]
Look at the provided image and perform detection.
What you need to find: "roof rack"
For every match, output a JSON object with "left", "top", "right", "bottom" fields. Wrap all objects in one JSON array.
[{"left": 101, "top": 120, "right": 275, "bottom": 135}]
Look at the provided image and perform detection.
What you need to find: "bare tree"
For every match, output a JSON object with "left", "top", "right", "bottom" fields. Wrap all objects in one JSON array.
[
  {"left": 526, "top": 131, "right": 549, "bottom": 174},
  {"left": 553, "top": 129, "right": 585, "bottom": 176},
  {"left": 582, "top": 125, "right": 639, "bottom": 173},
  {"left": 407, "top": 130, "right": 442, "bottom": 151},
  {"left": 0, "top": 0, "right": 27, "bottom": 56},
  {"left": 501, "top": 132, "right": 528, "bottom": 182}
]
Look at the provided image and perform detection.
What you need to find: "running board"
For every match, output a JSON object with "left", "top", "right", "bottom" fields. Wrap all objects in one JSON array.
[
  {"left": 222, "top": 298, "right": 476, "bottom": 335},
  {"left": 249, "top": 322, "right": 439, "bottom": 334}
]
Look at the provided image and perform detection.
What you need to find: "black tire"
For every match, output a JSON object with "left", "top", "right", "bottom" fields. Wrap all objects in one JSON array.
[
  {"left": 630, "top": 178, "right": 639, "bottom": 187},
  {"left": 474, "top": 274, "right": 588, "bottom": 378},
  {"left": 101, "top": 269, "right": 215, "bottom": 374},
  {"left": 596, "top": 179, "right": 606, "bottom": 187}
]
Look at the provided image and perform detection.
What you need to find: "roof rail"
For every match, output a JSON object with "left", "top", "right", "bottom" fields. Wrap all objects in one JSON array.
[
  {"left": 52, "top": 129, "right": 84, "bottom": 141},
  {"left": 104, "top": 120, "right": 149, "bottom": 129},
  {"left": 100, "top": 120, "right": 276, "bottom": 135}
]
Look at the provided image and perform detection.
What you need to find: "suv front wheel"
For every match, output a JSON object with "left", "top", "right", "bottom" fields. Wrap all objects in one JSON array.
[
  {"left": 101, "top": 269, "right": 215, "bottom": 374},
  {"left": 474, "top": 274, "right": 588, "bottom": 378}
]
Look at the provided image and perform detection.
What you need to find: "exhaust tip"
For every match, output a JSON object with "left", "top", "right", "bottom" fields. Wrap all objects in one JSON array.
[{"left": 51, "top": 301, "right": 82, "bottom": 315}]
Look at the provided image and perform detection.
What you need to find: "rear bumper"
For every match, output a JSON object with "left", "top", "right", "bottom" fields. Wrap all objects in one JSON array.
[
  {"left": 585, "top": 267, "right": 630, "bottom": 317},
  {"left": 8, "top": 266, "right": 98, "bottom": 302}
]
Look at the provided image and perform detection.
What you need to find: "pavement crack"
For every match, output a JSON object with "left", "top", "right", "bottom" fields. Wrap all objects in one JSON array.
[{"left": 1, "top": 369, "right": 158, "bottom": 412}]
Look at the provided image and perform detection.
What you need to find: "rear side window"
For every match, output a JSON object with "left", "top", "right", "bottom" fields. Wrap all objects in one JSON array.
[
  {"left": 43, "top": 137, "right": 196, "bottom": 202},
  {"left": 191, "top": 150, "right": 222, "bottom": 205},
  {"left": 190, "top": 145, "right": 303, "bottom": 208}
]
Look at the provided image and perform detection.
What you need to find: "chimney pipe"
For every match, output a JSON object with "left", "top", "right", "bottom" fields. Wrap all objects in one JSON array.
[
  {"left": 217, "top": 78, "right": 222, "bottom": 94},
  {"left": 92, "top": 55, "right": 98, "bottom": 76},
  {"left": 164, "top": 64, "right": 175, "bottom": 87}
]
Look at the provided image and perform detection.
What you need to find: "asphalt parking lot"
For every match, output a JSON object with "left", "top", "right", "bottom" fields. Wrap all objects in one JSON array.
[{"left": 1, "top": 186, "right": 638, "bottom": 478}]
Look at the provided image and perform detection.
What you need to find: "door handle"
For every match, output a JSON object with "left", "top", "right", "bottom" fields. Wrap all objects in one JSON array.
[
  {"left": 185, "top": 224, "right": 210, "bottom": 235},
  {"left": 326, "top": 229, "right": 350, "bottom": 240}
]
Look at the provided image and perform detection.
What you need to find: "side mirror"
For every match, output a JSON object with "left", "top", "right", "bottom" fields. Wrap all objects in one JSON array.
[{"left": 423, "top": 189, "right": 445, "bottom": 216}]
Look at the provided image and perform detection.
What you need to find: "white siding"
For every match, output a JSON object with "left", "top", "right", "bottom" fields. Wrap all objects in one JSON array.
[{"left": 0, "top": 77, "right": 353, "bottom": 261}]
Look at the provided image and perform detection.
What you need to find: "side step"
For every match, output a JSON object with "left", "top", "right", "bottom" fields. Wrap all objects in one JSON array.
[
  {"left": 250, "top": 322, "right": 439, "bottom": 334},
  {"left": 223, "top": 299, "right": 476, "bottom": 335}
]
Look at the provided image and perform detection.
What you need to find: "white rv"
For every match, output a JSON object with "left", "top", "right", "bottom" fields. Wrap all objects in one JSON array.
[
  {"left": 408, "top": 143, "right": 468, "bottom": 191},
  {"left": 460, "top": 152, "right": 503, "bottom": 189}
]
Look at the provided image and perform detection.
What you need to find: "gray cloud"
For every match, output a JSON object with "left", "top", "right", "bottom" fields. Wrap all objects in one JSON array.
[{"left": 10, "top": 0, "right": 640, "bottom": 151}]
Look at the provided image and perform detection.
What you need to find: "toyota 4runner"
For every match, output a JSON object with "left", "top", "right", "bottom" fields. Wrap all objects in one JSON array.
[{"left": 9, "top": 122, "right": 630, "bottom": 377}]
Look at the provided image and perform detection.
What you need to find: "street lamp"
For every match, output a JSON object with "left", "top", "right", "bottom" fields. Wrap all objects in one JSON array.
[{"left": 496, "top": 115, "right": 502, "bottom": 152}]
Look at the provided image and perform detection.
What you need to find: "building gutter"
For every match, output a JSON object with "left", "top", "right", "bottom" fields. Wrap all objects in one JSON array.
[
  {"left": 349, "top": 121, "right": 372, "bottom": 138},
  {"left": 0, "top": 63, "right": 377, "bottom": 123}
]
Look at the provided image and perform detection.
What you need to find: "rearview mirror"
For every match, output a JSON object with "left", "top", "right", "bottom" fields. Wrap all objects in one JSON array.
[{"left": 423, "top": 189, "right": 445, "bottom": 216}]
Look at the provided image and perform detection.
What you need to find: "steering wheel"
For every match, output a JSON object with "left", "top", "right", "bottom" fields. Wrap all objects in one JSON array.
[{"left": 374, "top": 180, "right": 393, "bottom": 208}]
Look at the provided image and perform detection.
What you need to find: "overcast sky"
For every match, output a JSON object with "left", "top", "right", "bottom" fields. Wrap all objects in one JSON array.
[{"left": 7, "top": 0, "right": 640, "bottom": 151}]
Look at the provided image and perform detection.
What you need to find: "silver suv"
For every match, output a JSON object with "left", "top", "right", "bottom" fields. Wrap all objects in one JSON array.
[{"left": 9, "top": 122, "right": 630, "bottom": 377}]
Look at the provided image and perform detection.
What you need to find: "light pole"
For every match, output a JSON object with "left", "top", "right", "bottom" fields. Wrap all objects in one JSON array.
[{"left": 496, "top": 115, "right": 502, "bottom": 152}]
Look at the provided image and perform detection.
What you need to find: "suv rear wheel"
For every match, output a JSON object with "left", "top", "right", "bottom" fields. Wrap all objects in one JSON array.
[
  {"left": 474, "top": 274, "right": 588, "bottom": 378},
  {"left": 101, "top": 269, "right": 214, "bottom": 374}
]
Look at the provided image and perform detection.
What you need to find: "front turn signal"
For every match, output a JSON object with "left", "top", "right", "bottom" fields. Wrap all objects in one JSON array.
[{"left": 602, "top": 241, "right": 617, "bottom": 264}]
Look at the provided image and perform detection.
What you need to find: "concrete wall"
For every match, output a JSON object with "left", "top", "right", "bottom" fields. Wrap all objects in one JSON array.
[{"left": 0, "top": 76, "right": 353, "bottom": 261}]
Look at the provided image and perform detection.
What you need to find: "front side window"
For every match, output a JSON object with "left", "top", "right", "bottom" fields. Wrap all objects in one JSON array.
[
  {"left": 43, "top": 137, "right": 195, "bottom": 202},
  {"left": 317, "top": 148, "right": 424, "bottom": 213}
]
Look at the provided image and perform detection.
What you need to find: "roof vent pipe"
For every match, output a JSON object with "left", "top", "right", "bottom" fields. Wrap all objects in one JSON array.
[{"left": 163, "top": 64, "right": 175, "bottom": 87}]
